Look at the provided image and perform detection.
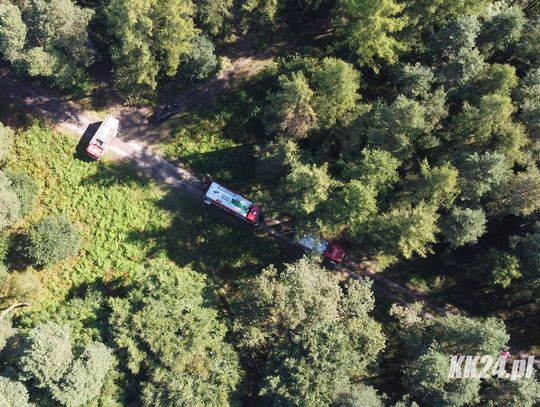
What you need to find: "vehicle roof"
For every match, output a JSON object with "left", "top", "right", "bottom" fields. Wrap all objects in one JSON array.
[
  {"left": 205, "top": 182, "right": 253, "bottom": 217},
  {"left": 296, "top": 235, "right": 329, "bottom": 254},
  {"left": 91, "top": 113, "right": 119, "bottom": 145}
]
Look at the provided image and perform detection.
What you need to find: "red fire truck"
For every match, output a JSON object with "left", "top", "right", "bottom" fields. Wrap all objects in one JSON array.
[
  {"left": 203, "top": 182, "right": 263, "bottom": 225},
  {"left": 295, "top": 234, "right": 346, "bottom": 265},
  {"left": 86, "top": 113, "right": 120, "bottom": 160}
]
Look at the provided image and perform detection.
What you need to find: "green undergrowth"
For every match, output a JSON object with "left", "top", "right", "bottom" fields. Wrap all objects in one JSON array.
[
  {"left": 158, "top": 87, "right": 262, "bottom": 187},
  {"left": 9, "top": 123, "right": 287, "bottom": 306}
]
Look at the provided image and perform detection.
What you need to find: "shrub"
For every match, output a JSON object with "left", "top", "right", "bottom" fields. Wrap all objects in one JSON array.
[
  {"left": 0, "top": 172, "right": 21, "bottom": 230},
  {"left": 0, "top": 123, "right": 13, "bottom": 165},
  {"left": 183, "top": 35, "right": 218, "bottom": 81},
  {"left": 5, "top": 172, "right": 38, "bottom": 217},
  {"left": 25, "top": 215, "right": 80, "bottom": 267}
]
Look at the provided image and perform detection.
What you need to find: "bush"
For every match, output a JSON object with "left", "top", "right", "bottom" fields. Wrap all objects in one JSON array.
[
  {"left": 0, "top": 172, "right": 21, "bottom": 230},
  {"left": 0, "top": 232, "right": 10, "bottom": 264},
  {"left": 0, "top": 123, "right": 13, "bottom": 165},
  {"left": 183, "top": 35, "right": 218, "bottom": 81},
  {"left": 5, "top": 172, "right": 38, "bottom": 217},
  {"left": 25, "top": 215, "right": 80, "bottom": 267}
]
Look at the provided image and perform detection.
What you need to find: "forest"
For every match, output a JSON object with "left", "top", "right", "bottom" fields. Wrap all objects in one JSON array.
[{"left": 1, "top": 0, "right": 540, "bottom": 405}]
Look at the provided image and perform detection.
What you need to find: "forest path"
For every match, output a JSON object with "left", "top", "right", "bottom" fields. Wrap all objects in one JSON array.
[
  {"left": 0, "top": 47, "right": 462, "bottom": 318},
  {"left": 2, "top": 65, "right": 538, "bottom": 368},
  {"left": 2, "top": 38, "right": 537, "bottom": 364}
]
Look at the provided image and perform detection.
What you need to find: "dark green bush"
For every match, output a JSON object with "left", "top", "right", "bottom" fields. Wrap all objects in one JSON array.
[{"left": 25, "top": 215, "right": 80, "bottom": 267}]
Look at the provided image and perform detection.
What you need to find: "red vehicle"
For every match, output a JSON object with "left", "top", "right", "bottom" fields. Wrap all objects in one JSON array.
[
  {"left": 203, "top": 181, "right": 263, "bottom": 225},
  {"left": 295, "top": 234, "right": 346, "bottom": 265},
  {"left": 86, "top": 113, "right": 120, "bottom": 160}
]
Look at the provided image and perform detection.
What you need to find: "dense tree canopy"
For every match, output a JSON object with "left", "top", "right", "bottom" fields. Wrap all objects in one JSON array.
[{"left": 109, "top": 259, "right": 243, "bottom": 406}]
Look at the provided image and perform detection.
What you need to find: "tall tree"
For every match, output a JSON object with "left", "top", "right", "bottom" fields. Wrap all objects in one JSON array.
[
  {"left": 402, "top": 0, "right": 489, "bottom": 38},
  {"left": 454, "top": 151, "right": 510, "bottom": 202},
  {"left": 109, "top": 259, "right": 242, "bottom": 407},
  {"left": 195, "top": 0, "right": 232, "bottom": 36},
  {"left": 1, "top": 0, "right": 95, "bottom": 92},
  {"left": 0, "top": 123, "right": 13, "bottom": 165},
  {"left": 106, "top": 0, "right": 197, "bottom": 103},
  {"left": 311, "top": 57, "right": 360, "bottom": 129},
  {"left": 14, "top": 322, "right": 115, "bottom": 407},
  {"left": 441, "top": 207, "right": 487, "bottom": 248},
  {"left": 266, "top": 72, "right": 318, "bottom": 138},
  {"left": 400, "top": 160, "right": 459, "bottom": 209},
  {"left": 0, "top": 377, "right": 31, "bottom": 407},
  {"left": 0, "top": 171, "right": 21, "bottom": 230},
  {"left": 279, "top": 161, "right": 335, "bottom": 216},
  {"left": 488, "top": 164, "right": 540, "bottom": 216},
  {"left": 366, "top": 202, "right": 440, "bottom": 260},
  {"left": 332, "top": 0, "right": 405, "bottom": 70},
  {"left": 235, "top": 257, "right": 385, "bottom": 406},
  {"left": 516, "top": 67, "right": 540, "bottom": 141},
  {"left": 0, "top": 1, "right": 26, "bottom": 61},
  {"left": 478, "top": 5, "right": 525, "bottom": 58}
]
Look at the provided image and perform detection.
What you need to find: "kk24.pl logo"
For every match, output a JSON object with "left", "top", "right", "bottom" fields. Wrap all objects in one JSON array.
[{"left": 448, "top": 355, "right": 536, "bottom": 380}]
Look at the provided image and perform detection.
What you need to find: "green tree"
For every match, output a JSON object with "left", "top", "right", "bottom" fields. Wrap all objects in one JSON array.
[
  {"left": 5, "top": 172, "right": 38, "bottom": 217},
  {"left": 474, "top": 63, "right": 518, "bottom": 98},
  {"left": 478, "top": 5, "right": 525, "bottom": 57},
  {"left": 516, "top": 67, "right": 540, "bottom": 140},
  {"left": 488, "top": 165, "right": 540, "bottom": 216},
  {"left": 0, "top": 1, "right": 26, "bottom": 61},
  {"left": 401, "top": 160, "right": 459, "bottom": 209},
  {"left": 393, "top": 307, "right": 509, "bottom": 407},
  {"left": 366, "top": 202, "right": 439, "bottom": 260},
  {"left": 18, "top": 322, "right": 73, "bottom": 389},
  {"left": 454, "top": 151, "right": 510, "bottom": 202},
  {"left": 0, "top": 377, "right": 30, "bottom": 407},
  {"left": 322, "top": 180, "right": 378, "bottom": 236},
  {"left": 266, "top": 72, "right": 318, "bottom": 138},
  {"left": 451, "top": 94, "right": 527, "bottom": 163},
  {"left": 437, "top": 47, "right": 485, "bottom": 90},
  {"left": 509, "top": 222, "right": 540, "bottom": 280},
  {"left": 395, "top": 63, "right": 435, "bottom": 100},
  {"left": 183, "top": 34, "right": 218, "bottom": 81},
  {"left": 0, "top": 123, "right": 13, "bottom": 166},
  {"left": 109, "top": 259, "right": 242, "bottom": 407},
  {"left": 366, "top": 96, "right": 439, "bottom": 160},
  {"left": 441, "top": 207, "right": 487, "bottom": 248},
  {"left": 332, "top": 0, "right": 405, "bottom": 69},
  {"left": 106, "top": 0, "right": 197, "bottom": 103},
  {"left": 402, "top": 0, "right": 488, "bottom": 38},
  {"left": 406, "top": 348, "right": 480, "bottom": 407},
  {"left": 332, "top": 384, "right": 385, "bottom": 407},
  {"left": 255, "top": 138, "right": 300, "bottom": 185},
  {"left": 0, "top": 171, "right": 21, "bottom": 230},
  {"left": 311, "top": 57, "right": 360, "bottom": 129},
  {"left": 516, "top": 17, "right": 540, "bottom": 67},
  {"left": 427, "top": 16, "right": 480, "bottom": 60},
  {"left": 24, "top": 215, "right": 80, "bottom": 267},
  {"left": 344, "top": 148, "right": 401, "bottom": 193},
  {"left": 489, "top": 250, "right": 521, "bottom": 289},
  {"left": 51, "top": 342, "right": 115, "bottom": 407},
  {"left": 17, "top": 322, "right": 114, "bottom": 407},
  {"left": 195, "top": 0, "right": 232, "bottom": 36},
  {"left": 280, "top": 161, "right": 335, "bottom": 216},
  {"left": 235, "top": 257, "right": 385, "bottom": 406},
  {"left": 485, "top": 376, "right": 540, "bottom": 407},
  {"left": 8, "top": 0, "right": 95, "bottom": 92}
]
